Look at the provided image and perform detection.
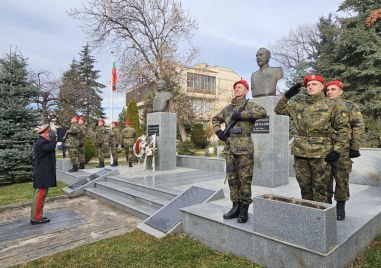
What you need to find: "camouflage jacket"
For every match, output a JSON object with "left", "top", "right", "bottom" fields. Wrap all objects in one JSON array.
[
  {"left": 121, "top": 126, "right": 137, "bottom": 146},
  {"left": 109, "top": 127, "right": 121, "bottom": 146},
  {"left": 274, "top": 92, "right": 350, "bottom": 158},
  {"left": 334, "top": 97, "right": 365, "bottom": 151},
  {"left": 212, "top": 97, "right": 267, "bottom": 155},
  {"left": 94, "top": 125, "right": 106, "bottom": 147},
  {"left": 65, "top": 122, "right": 80, "bottom": 148},
  {"left": 78, "top": 124, "right": 86, "bottom": 143}
]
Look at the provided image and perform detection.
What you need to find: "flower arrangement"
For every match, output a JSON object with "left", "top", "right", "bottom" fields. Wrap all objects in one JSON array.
[{"left": 133, "top": 134, "right": 157, "bottom": 171}]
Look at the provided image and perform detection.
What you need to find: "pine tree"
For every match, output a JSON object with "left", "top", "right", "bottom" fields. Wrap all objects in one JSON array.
[
  {"left": 190, "top": 123, "right": 207, "bottom": 149},
  {"left": 77, "top": 44, "right": 105, "bottom": 123},
  {"left": 0, "top": 50, "right": 39, "bottom": 184},
  {"left": 126, "top": 100, "right": 142, "bottom": 137}
]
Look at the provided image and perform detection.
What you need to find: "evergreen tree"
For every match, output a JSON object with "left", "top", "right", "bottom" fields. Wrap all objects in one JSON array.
[
  {"left": 56, "top": 59, "right": 82, "bottom": 128},
  {"left": 126, "top": 100, "right": 142, "bottom": 137},
  {"left": 77, "top": 44, "right": 105, "bottom": 123},
  {"left": 314, "top": 1, "right": 381, "bottom": 146},
  {"left": 0, "top": 50, "right": 39, "bottom": 184},
  {"left": 190, "top": 123, "right": 207, "bottom": 149}
]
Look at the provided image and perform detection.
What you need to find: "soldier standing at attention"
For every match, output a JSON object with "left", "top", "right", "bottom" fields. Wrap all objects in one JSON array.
[
  {"left": 121, "top": 121, "right": 136, "bottom": 167},
  {"left": 274, "top": 75, "right": 350, "bottom": 204},
  {"left": 65, "top": 116, "right": 81, "bottom": 172},
  {"left": 31, "top": 124, "right": 56, "bottom": 225},
  {"left": 78, "top": 117, "right": 87, "bottom": 169},
  {"left": 212, "top": 79, "right": 267, "bottom": 223},
  {"left": 326, "top": 80, "right": 365, "bottom": 220},
  {"left": 110, "top": 121, "right": 121, "bottom": 167},
  {"left": 95, "top": 119, "right": 106, "bottom": 168}
]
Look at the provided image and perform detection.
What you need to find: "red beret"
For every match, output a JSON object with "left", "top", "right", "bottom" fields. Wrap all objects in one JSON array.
[
  {"left": 71, "top": 116, "right": 79, "bottom": 121},
  {"left": 326, "top": 80, "right": 344, "bottom": 90},
  {"left": 124, "top": 121, "right": 131, "bottom": 125},
  {"left": 78, "top": 117, "right": 86, "bottom": 121},
  {"left": 111, "top": 121, "right": 118, "bottom": 125},
  {"left": 98, "top": 119, "right": 105, "bottom": 124},
  {"left": 36, "top": 124, "right": 50, "bottom": 134},
  {"left": 233, "top": 79, "right": 249, "bottom": 90},
  {"left": 303, "top": 74, "right": 325, "bottom": 87}
]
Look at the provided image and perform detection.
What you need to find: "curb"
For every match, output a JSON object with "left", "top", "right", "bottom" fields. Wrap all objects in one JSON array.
[{"left": 0, "top": 195, "right": 69, "bottom": 212}]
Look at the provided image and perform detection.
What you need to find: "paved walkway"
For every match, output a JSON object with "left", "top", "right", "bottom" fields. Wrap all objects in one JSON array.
[{"left": 0, "top": 196, "right": 141, "bottom": 268}]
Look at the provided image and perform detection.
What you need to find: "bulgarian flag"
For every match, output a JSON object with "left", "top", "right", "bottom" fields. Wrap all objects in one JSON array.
[{"left": 111, "top": 60, "right": 117, "bottom": 91}]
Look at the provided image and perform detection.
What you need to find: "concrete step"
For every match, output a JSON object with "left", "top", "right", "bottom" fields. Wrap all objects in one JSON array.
[
  {"left": 105, "top": 175, "right": 181, "bottom": 199},
  {"left": 94, "top": 181, "right": 171, "bottom": 210},
  {"left": 85, "top": 187, "right": 156, "bottom": 219}
]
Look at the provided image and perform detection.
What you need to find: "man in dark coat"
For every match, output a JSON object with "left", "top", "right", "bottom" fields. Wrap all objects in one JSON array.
[{"left": 30, "top": 124, "right": 57, "bottom": 225}]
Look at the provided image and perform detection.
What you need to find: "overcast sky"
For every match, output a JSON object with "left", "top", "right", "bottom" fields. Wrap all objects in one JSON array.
[{"left": 0, "top": 0, "right": 343, "bottom": 123}]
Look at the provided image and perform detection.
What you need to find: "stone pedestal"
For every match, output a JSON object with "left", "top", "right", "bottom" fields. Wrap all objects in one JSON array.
[
  {"left": 251, "top": 96, "right": 289, "bottom": 187},
  {"left": 147, "top": 112, "right": 176, "bottom": 171}
]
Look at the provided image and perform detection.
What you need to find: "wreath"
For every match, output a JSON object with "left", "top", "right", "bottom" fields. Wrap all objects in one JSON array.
[{"left": 133, "top": 134, "right": 157, "bottom": 164}]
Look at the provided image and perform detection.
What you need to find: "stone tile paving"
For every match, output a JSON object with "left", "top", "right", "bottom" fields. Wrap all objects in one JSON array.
[{"left": 0, "top": 196, "right": 141, "bottom": 268}]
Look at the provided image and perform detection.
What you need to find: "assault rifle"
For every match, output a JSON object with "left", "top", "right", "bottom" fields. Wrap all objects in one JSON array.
[{"left": 223, "top": 99, "right": 249, "bottom": 138}]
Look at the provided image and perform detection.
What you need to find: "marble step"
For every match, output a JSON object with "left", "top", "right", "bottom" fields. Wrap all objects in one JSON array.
[
  {"left": 85, "top": 187, "right": 157, "bottom": 219},
  {"left": 94, "top": 181, "right": 171, "bottom": 210}
]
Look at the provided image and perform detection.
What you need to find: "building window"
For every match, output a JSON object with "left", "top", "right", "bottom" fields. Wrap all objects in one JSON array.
[
  {"left": 192, "top": 99, "right": 211, "bottom": 114},
  {"left": 187, "top": 72, "right": 216, "bottom": 94}
]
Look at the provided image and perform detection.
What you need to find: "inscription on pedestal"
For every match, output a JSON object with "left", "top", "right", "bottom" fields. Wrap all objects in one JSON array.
[
  {"left": 148, "top": 124, "right": 160, "bottom": 136},
  {"left": 252, "top": 116, "right": 269, "bottom": 134}
]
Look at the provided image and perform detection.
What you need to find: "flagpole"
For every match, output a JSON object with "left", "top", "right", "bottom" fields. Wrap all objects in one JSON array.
[{"left": 110, "top": 51, "right": 114, "bottom": 165}]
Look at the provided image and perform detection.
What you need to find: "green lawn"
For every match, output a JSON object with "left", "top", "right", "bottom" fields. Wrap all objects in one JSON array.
[{"left": 0, "top": 181, "right": 67, "bottom": 207}]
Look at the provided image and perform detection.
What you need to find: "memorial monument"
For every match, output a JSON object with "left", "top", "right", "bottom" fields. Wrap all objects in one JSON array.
[
  {"left": 250, "top": 48, "right": 289, "bottom": 187},
  {"left": 147, "top": 80, "right": 176, "bottom": 170}
]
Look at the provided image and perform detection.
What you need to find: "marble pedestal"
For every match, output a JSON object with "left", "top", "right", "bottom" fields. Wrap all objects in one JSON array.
[
  {"left": 251, "top": 96, "right": 289, "bottom": 187},
  {"left": 146, "top": 112, "right": 176, "bottom": 171}
]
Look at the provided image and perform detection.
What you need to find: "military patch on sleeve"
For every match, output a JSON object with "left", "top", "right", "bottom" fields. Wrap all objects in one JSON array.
[{"left": 342, "top": 112, "right": 347, "bottom": 118}]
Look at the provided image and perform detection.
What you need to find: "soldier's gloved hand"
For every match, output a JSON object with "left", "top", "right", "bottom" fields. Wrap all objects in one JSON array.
[
  {"left": 324, "top": 150, "right": 340, "bottom": 162},
  {"left": 49, "top": 130, "right": 56, "bottom": 140},
  {"left": 79, "top": 143, "right": 83, "bottom": 148},
  {"left": 284, "top": 82, "right": 302, "bottom": 99},
  {"left": 231, "top": 112, "right": 242, "bottom": 121},
  {"left": 349, "top": 149, "right": 361, "bottom": 158},
  {"left": 216, "top": 130, "right": 226, "bottom": 141},
  {"left": 121, "top": 144, "right": 124, "bottom": 148}
]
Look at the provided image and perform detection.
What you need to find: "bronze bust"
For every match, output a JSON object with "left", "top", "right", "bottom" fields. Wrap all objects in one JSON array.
[
  {"left": 152, "top": 80, "right": 173, "bottom": 112},
  {"left": 251, "top": 48, "right": 283, "bottom": 98}
]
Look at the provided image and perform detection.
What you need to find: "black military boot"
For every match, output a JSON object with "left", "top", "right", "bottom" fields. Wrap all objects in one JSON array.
[
  {"left": 96, "top": 162, "right": 105, "bottom": 168},
  {"left": 223, "top": 202, "right": 240, "bottom": 219},
  {"left": 336, "top": 201, "right": 346, "bottom": 221},
  {"left": 129, "top": 161, "right": 133, "bottom": 167},
  {"left": 79, "top": 163, "right": 85, "bottom": 169},
  {"left": 68, "top": 165, "right": 78, "bottom": 173},
  {"left": 237, "top": 203, "right": 249, "bottom": 223},
  {"left": 110, "top": 160, "right": 118, "bottom": 167}
]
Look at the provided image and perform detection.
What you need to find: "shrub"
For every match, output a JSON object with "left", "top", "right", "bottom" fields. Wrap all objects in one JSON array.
[
  {"left": 190, "top": 123, "right": 208, "bottom": 149},
  {"left": 177, "top": 140, "right": 196, "bottom": 155},
  {"left": 85, "top": 137, "right": 96, "bottom": 164}
]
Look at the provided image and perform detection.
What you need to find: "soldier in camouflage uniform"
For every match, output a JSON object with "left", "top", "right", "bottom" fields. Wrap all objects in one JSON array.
[
  {"left": 78, "top": 117, "right": 87, "bottom": 169},
  {"left": 64, "top": 116, "right": 81, "bottom": 172},
  {"left": 275, "top": 74, "right": 350, "bottom": 204},
  {"left": 94, "top": 119, "right": 106, "bottom": 168},
  {"left": 212, "top": 79, "right": 267, "bottom": 223},
  {"left": 326, "top": 80, "right": 365, "bottom": 220},
  {"left": 121, "top": 121, "right": 137, "bottom": 167},
  {"left": 110, "top": 121, "right": 121, "bottom": 167}
]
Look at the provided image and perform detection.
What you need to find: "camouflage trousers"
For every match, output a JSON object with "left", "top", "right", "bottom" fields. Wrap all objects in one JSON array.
[
  {"left": 331, "top": 153, "right": 352, "bottom": 201},
  {"left": 225, "top": 153, "right": 254, "bottom": 205},
  {"left": 124, "top": 145, "right": 134, "bottom": 162},
  {"left": 294, "top": 156, "right": 332, "bottom": 204},
  {"left": 97, "top": 146, "right": 104, "bottom": 162},
  {"left": 67, "top": 147, "right": 79, "bottom": 166},
  {"left": 78, "top": 144, "right": 85, "bottom": 164},
  {"left": 110, "top": 144, "right": 119, "bottom": 161}
]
